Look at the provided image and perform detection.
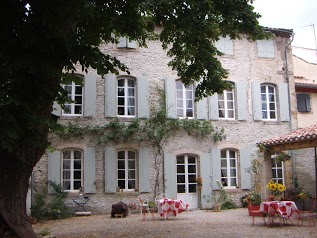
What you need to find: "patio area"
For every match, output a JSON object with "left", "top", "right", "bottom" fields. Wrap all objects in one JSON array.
[{"left": 32, "top": 208, "right": 317, "bottom": 238}]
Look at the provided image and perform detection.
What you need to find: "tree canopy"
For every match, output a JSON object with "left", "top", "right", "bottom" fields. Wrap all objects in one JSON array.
[{"left": 0, "top": 0, "right": 266, "bottom": 237}]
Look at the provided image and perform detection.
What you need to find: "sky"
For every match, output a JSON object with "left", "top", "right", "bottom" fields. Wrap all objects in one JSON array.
[{"left": 253, "top": 0, "right": 317, "bottom": 49}]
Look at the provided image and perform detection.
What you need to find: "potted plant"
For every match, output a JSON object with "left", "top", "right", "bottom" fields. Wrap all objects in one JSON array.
[{"left": 266, "top": 179, "right": 286, "bottom": 201}]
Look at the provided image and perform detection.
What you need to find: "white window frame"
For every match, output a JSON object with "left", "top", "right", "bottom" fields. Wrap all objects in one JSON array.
[
  {"left": 218, "top": 84, "right": 235, "bottom": 119},
  {"left": 117, "top": 78, "right": 136, "bottom": 117},
  {"left": 117, "top": 150, "right": 137, "bottom": 192},
  {"left": 62, "top": 82, "right": 83, "bottom": 116},
  {"left": 272, "top": 161, "right": 285, "bottom": 185},
  {"left": 215, "top": 36, "right": 234, "bottom": 55},
  {"left": 261, "top": 84, "right": 277, "bottom": 120},
  {"left": 257, "top": 39, "right": 275, "bottom": 58},
  {"left": 117, "top": 37, "right": 138, "bottom": 49},
  {"left": 220, "top": 149, "right": 238, "bottom": 189},
  {"left": 176, "top": 80, "right": 194, "bottom": 119},
  {"left": 62, "top": 149, "right": 83, "bottom": 192}
]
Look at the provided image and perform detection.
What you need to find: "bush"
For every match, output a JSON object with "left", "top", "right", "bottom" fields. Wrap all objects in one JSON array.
[{"left": 31, "top": 181, "right": 72, "bottom": 220}]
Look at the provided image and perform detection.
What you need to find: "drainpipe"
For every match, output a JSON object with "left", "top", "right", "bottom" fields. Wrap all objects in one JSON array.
[{"left": 284, "top": 32, "right": 296, "bottom": 186}]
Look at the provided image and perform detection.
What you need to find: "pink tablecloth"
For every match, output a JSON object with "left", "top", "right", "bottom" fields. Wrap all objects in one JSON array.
[
  {"left": 157, "top": 198, "right": 189, "bottom": 218},
  {"left": 260, "top": 201, "right": 301, "bottom": 220}
]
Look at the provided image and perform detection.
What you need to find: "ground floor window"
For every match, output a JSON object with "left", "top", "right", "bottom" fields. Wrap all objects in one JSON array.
[
  {"left": 272, "top": 161, "right": 284, "bottom": 185},
  {"left": 117, "top": 150, "right": 136, "bottom": 191},
  {"left": 62, "top": 149, "right": 82, "bottom": 191},
  {"left": 220, "top": 149, "right": 237, "bottom": 188}
]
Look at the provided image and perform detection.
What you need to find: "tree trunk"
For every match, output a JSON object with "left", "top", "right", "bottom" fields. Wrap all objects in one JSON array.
[{"left": 0, "top": 157, "right": 37, "bottom": 238}]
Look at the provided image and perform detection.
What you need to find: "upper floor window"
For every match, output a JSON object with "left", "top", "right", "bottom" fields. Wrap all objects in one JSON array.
[
  {"left": 117, "top": 78, "right": 136, "bottom": 117},
  {"left": 62, "top": 149, "right": 82, "bottom": 191},
  {"left": 215, "top": 36, "right": 234, "bottom": 55},
  {"left": 62, "top": 82, "right": 83, "bottom": 116},
  {"left": 117, "top": 150, "right": 136, "bottom": 191},
  {"left": 261, "top": 84, "right": 276, "bottom": 120},
  {"left": 257, "top": 39, "right": 275, "bottom": 58},
  {"left": 220, "top": 149, "right": 237, "bottom": 188},
  {"left": 218, "top": 84, "right": 235, "bottom": 119},
  {"left": 176, "top": 80, "right": 194, "bottom": 118},
  {"left": 117, "top": 37, "right": 138, "bottom": 49},
  {"left": 297, "top": 94, "right": 311, "bottom": 112}
]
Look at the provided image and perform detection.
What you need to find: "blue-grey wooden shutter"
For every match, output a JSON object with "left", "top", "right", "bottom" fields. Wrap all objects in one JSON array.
[
  {"left": 236, "top": 82, "right": 248, "bottom": 121},
  {"left": 48, "top": 150, "right": 61, "bottom": 194},
  {"left": 224, "top": 36, "right": 234, "bottom": 55},
  {"left": 84, "top": 147, "right": 96, "bottom": 193},
  {"left": 211, "top": 148, "right": 221, "bottom": 189},
  {"left": 164, "top": 152, "right": 177, "bottom": 199},
  {"left": 209, "top": 94, "right": 219, "bottom": 120},
  {"left": 165, "top": 78, "right": 177, "bottom": 118},
  {"left": 105, "top": 147, "right": 117, "bottom": 193},
  {"left": 84, "top": 73, "right": 97, "bottom": 117},
  {"left": 278, "top": 83, "right": 290, "bottom": 121},
  {"left": 127, "top": 39, "right": 138, "bottom": 49},
  {"left": 117, "top": 37, "right": 127, "bottom": 48},
  {"left": 139, "top": 147, "right": 151, "bottom": 192},
  {"left": 297, "top": 94, "right": 311, "bottom": 112},
  {"left": 137, "top": 76, "right": 149, "bottom": 118},
  {"left": 200, "top": 153, "right": 212, "bottom": 206},
  {"left": 240, "top": 147, "right": 252, "bottom": 190},
  {"left": 252, "top": 81, "right": 262, "bottom": 120},
  {"left": 196, "top": 81, "right": 208, "bottom": 119},
  {"left": 52, "top": 101, "right": 62, "bottom": 116},
  {"left": 105, "top": 74, "right": 117, "bottom": 117}
]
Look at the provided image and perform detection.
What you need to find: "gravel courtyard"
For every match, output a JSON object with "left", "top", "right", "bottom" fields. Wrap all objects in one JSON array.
[{"left": 33, "top": 208, "right": 317, "bottom": 238}]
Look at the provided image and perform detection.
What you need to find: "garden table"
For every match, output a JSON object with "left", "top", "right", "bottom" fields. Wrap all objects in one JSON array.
[
  {"left": 260, "top": 201, "right": 301, "bottom": 226},
  {"left": 157, "top": 198, "right": 189, "bottom": 220}
]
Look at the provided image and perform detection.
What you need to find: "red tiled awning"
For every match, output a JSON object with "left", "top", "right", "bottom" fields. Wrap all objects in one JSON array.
[{"left": 259, "top": 124, "right": 317, "bottom": 151}]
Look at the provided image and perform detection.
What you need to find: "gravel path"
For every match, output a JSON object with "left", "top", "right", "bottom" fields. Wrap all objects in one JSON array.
[{"left": 33, "top": 208, "right": 317, "bottom": 238}]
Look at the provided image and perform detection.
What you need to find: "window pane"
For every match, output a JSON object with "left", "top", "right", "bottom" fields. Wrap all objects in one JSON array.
[
  {"left": 227, "top": 102, "right": 234, "bottom": 109},
  {"left": 118, "top": 97, "right": 124, "bottom": 105},
  {"left": 270, "top": 111, "right": 276, "bottom": 119},
  {"left": 177, "top": 165, "right": 185, "bottom": 173},
  {"left": 74, "top": 181, "right": 81, "bottom": 190},
  {"left": 227, "top": 110, "right": 234, "bottom": 118},
  {"left": 188, "top": 175, "right": 196, "bottom": 183},
  {"left": 118, "top": 160, "right": 125, "bottom": 169},
  {"left": 117, "top": 107, "right": 124, "bottom": 115},
  {"left": 229, "top": 151, "right": 235, "bottom": 158},
  {"left": 127, "top": 98, "right": 135, "bottom": 106},
  {"left": 188, "top": 165, "right": 196, "bottom": 173},
  {"left": 63, "top": 161, "right": 70, "bottom": 169},
  {"left": 64, "top": 86, "right": 72, "bottom": 94},
  {"left": 118, "top": 180, "right": 125, "bottom": 189},
  {"left": 128, "top": 170, "right": 135, "bottom": 179},
  {"left": 118, "top": 79, "right": 124, "bottom": 87},
  {"left": 127, "top": 107, "right": 135, "bottom": 115},
  {"left": 186, "top": 91, "right": 193, "bottom": 99},
  {"left": 186, "top": 110, "right": 193, "bottom": 117},
  {"left": 128, "top": 161, "right": 135, "bottom": 169},
  {"left": 177, "top": 156, "right": 185, "bottom": 163},
  {"left": 74, "top": 160, "right": 81, "bottom": 169},
  {"left": 221, "top": 160, "right": 227, "bottom": 167},
  {"left": 118, "top": 170, "right": 125, "bottom": 179},
  {"left": 128, "top": 180, "right": 135, "bottom": 189},
  {"left": 219, "top": 110, "right": 225, "bottom": 118},
  {"left": 230, "top": 178, "right": 237, "bottom": 187},
  {"left": 188, "top": 184, "right": 196, "bottom": 193},
  {"left": 75, "top": 96, "right": 82, "bottom": 104},
  {"left": 218, "top": 94, "right": 224, "bottom": 100},
  {"left": 221, "top": 178, "right": 228, "bottom": 186},
  {"left": 63, "top": 150, "right": 71, "bottom": 159},
  {"left": 63, "top": 181, "right": 70, "bottom": 190},
  {"left": 218, "top": 101, "right": 225, "bottom": 108},
  {"left": 74, "top": 105, "right": 82, "bottom": 114},
  {"left": 75, "top": 87, "right": 82, "bottom": 94},
  {"left": 63, "top": 171, "right": 70, "bottom": 179},
  {"left": 177, "top": 175, "right": 185, "bottom": 183},
  {"left": 118, "top": 88, "right": 124, "bottom": 96},
  {"left": 118, "top": 151, "right": 125, "bottom": 159},
  {"left": 230, "top": 169, "right": 236, "bottom": 177},
  {"left": 176, "top": 81, "right": 183, "bottom": 89},
  {"left": 227, "top": 92, "right": 233, "bottom": 100},
  {"left": 229, "top": 159, "right": 236, "bottom": 167},
  {"left": 128, "top": 151, "right": 135, "bottom": 159},
  {"left": 221, "top": 169, "right": 227, "bottom": 176},
  {"left": 177, "top": 184, "right": 185, "bottom": 193},
  {"left": 74, "top": 171, "right": 81, "bottom": 179},
  {"left": 268, "top": 86, "right": 274, "bottom": 93},
  {"left": 74, "top": 150, "right": 81, "bottom": 159},
  {"left": 128, "top": 79, "right": 135, "bottom": 87},
  {"left": 221, "top": 151, "right": 226, "bottom": 158},
  {"left": 63, "top": 105, "right": 71, "bottom": 114}
]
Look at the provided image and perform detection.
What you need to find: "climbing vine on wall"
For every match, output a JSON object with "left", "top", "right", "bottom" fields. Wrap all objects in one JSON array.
[{"left": 53, "top": 87, "right": 225, "bottom": 197}]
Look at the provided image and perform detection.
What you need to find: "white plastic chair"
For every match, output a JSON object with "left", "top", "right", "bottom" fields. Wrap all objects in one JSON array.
[{"left": 138, "top": 195, "right": 155, "bottom": 220}]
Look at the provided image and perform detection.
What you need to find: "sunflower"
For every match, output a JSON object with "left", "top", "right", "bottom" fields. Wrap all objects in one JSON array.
[{"left": 277, "top": 183, "right": 286, "bottom": 192}]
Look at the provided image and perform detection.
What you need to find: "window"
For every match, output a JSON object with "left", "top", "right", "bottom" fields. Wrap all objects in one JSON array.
[
  {"left": 215, "top": 36, "right": 234, "bottom": 55},
  {"left": 297, "top": 94, "right": 311, "bottom": 112},
  {"left": 117, "top": 37, "right": 138, "bottom": 49},
  {"left": 257, "top": 39, "right": 275, "bottom": 58},
  {"left": 176, "top": 80, "right": 194, "bottom": 118},
  {"left": 220, "top": 149, "right": 237, "bottom": 188},
  {"left": 62, "top": 149, "right": 82, "bottom": 191},
  {"left": 117, "top": 150, "right": 136, "bottom": 191},
  {"left": 218, "top": 84, "right": 235, "bottom": 119},
  {"left": 272, "top": 161, "right": 284, "bottom": 185},
  {"left": 261, "top": 84, "right": 276, "bottom": 120},
  {"left": 62, "top": 82, "right": 83, "bottom": 116},
  {"left": 117, "top": 78, "right": 136, "bottom": 117}
]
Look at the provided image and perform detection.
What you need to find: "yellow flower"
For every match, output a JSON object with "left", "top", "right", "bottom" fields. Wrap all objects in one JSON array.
[
  {"left": 277, "top": 184, "right": 286, "bottom": 192},
  {"left": 269, "top": 183, "right": 277, "bottom": 191}
]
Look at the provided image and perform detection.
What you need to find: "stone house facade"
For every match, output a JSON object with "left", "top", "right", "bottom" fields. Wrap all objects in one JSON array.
[{"left": 31, "top": 27, "right": 296, "bottom": 214}]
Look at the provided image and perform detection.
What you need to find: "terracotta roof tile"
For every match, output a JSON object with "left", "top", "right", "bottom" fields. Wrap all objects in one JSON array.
[{"left": 259, "top": 124, "right": 317, "bottom": 146}]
